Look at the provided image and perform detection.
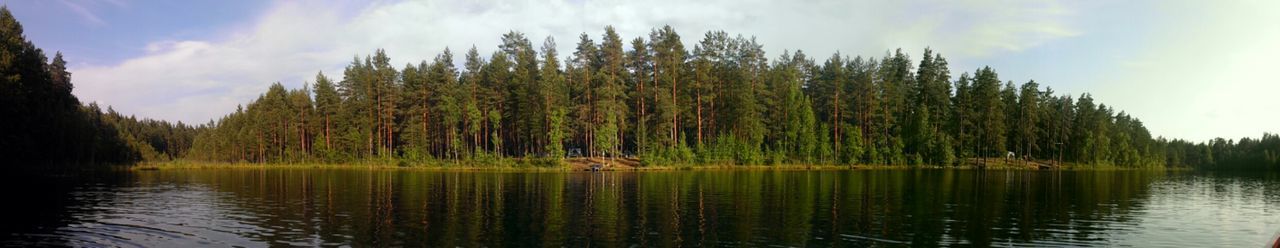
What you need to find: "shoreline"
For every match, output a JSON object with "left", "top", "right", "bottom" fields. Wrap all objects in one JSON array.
[{"left": 131, "top": 160, "right": 1187, "bottom": 172}]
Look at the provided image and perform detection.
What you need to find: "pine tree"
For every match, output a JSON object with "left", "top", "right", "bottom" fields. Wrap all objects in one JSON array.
[
  {"left": 429, "top": 49, "right": 461, "bottom": 159},
  {"left": 626, "top": 37, "right": 653, "bottom": 155},
  {"left": 371, "top": 50, "right": 399, "bottom": 159},
  {"left": 972, "top": 67, "right": 1005, "bottom": 161},
  {"left": 500, "top": 31, "right": 538, "bottom": 156},
  {"left": 649, "top": 26, "right": 686, "bottom": 151},
  {"left": 596, "top": 27, "right": 628, "bottom": 158},
  {"left": 338, "top": 56, "right": 373, "bottom": 158},
  {"left": 770, "top": 50, "right": 818, "bottom": 162},
  {"left": 849, "top": 57, "right": 883, "bottom": 164},
  {"left": 540, "top": 37, "right": 568, "bottom": 158},
  {"left": 725, "top": 35, "right": 767, "bottom": 162},
  {"left": 461, "top": 46, "right": 486, "bottom": 156},
  {"left": 692, "top": 31, "right": 728, "bottom": 148},
  {"left": 570, "top": 33, "right": 599, "bottom": 157},
  {"left": 812, "top": 54, "right": 849, "bottom": 163},
  {"left": 313, "top": 72, "right": 340, "bottom": 152},
  {"left": 399, "top": 61, "right": 429, "bottom": 159},
  {"left": 1016, "top": 80, "right": 1042, "bottom": 161},
  {"left": 481, "top": 51, "right": 512, "bottom": 156}
]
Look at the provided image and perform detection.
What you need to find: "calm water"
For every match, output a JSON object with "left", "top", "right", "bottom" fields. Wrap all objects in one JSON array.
[{"left": 3, "top": 169, "right": 1278, "bottom": 247}]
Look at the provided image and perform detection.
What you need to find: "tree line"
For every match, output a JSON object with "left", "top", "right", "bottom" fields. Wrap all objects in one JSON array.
[
  {"left": 180, "top": 25, "right": 1274, "bottom": 170},
  {"left": 1161, "top": 134, "right": 1280, "bottom": 170},
  {"left": 1, "top": 5, "right": 1273, "bottom": 170},
  {"left": 0, "top": 7, "right": 198, "bottom": 169}
]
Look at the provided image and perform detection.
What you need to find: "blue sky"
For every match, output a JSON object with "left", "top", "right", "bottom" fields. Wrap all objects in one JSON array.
[{"left": 3, "top": 0, "right": 1277, "bottom": 142}]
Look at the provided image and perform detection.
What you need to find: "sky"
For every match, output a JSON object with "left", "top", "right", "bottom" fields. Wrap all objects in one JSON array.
[{"left": 3, "top": 0, "right": 1277, "bottom": 142}]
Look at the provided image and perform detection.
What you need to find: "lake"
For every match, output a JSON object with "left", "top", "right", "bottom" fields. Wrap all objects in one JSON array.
[{"left": 2, "top": 168, "right": 1278, "bottom": 247}]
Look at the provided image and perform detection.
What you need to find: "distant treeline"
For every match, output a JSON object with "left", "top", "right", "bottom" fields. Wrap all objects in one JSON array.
[
  {"left": 0, "top": 8, "right": 197, "bottom": 168},
  {"left": 0, "top": 6, "right": 1273, "bottom": 170},
  {"left": 1163, "top": 134, "right": 1280, "bottom": 170}
]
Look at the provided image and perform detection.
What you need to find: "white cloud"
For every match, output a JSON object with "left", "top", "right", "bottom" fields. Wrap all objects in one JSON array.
[
  {"left": 58, "top": 0, "right": 107, "bottom": 26},
  {"left": 70, "top": 0, "right": 1079, "bottom": 124}
]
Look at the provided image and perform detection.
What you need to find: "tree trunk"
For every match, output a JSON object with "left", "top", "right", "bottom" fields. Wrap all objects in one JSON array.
[
  {"left": 300, "top": 108, "right": 307, "bottom": 156},
  {"left": 696, "top": 93, "right": 703, "bottom": 146},
  {"left": 671, "top": 60, "right": 678, "bottom": 148},
  {"left": 638, "top": 69, "right": 645, "bottom": 151},
  {"left": 834, "top": 90, "right": 841, "bottom": 162},
  {"left": 325, "top": 115, "right": 331, "bottom": 149}
]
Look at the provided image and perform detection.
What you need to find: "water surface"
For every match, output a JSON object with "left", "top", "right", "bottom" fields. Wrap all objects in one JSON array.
[{"left": 3, "top": 169, "right": 1278, "bottom": 247}]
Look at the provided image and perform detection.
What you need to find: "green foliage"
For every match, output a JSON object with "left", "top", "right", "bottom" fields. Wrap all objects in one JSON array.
[
  {"left": 972, "top": 67, "right": 1006, "bottom": 159},
  {"left": 840, "top": 125, "right": 865, "bottom": 164},
  {"left": 814, "top": 123, "right": 834, "bottom": 163},
  {"left": 547, "top": 108, "right": 567, "bottom": 158}
]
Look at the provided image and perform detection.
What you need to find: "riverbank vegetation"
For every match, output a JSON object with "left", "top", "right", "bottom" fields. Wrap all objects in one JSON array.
[
  {"left": 135, "top": 158, "right": 1180, "bottom": 172},
  {"left": 0, "top": 6, "right": 1274, "bottom": 170}
]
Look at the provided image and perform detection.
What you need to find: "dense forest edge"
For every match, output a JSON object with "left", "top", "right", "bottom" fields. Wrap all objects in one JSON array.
[
  {"left": 1, "top": 7, "right": 1276, "bottom": 171},
  {"left": 0, "top": 8, "right": 195, "bottom": 171}
]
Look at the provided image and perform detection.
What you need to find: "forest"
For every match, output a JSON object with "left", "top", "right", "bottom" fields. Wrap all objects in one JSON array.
[
  {"left": 0, "top": 8, "right": 196, "bottom": 169},
  {"left": 0, "top": 7, "right": 1275, "bottom": 170},
  {"left": 180, "top": 25, "right": 1279, "bottom": 170}
]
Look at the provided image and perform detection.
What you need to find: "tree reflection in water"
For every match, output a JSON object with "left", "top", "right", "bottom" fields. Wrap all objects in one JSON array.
[{"left": 4, "top": 169, "right": 1279, "bottom": 247}]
